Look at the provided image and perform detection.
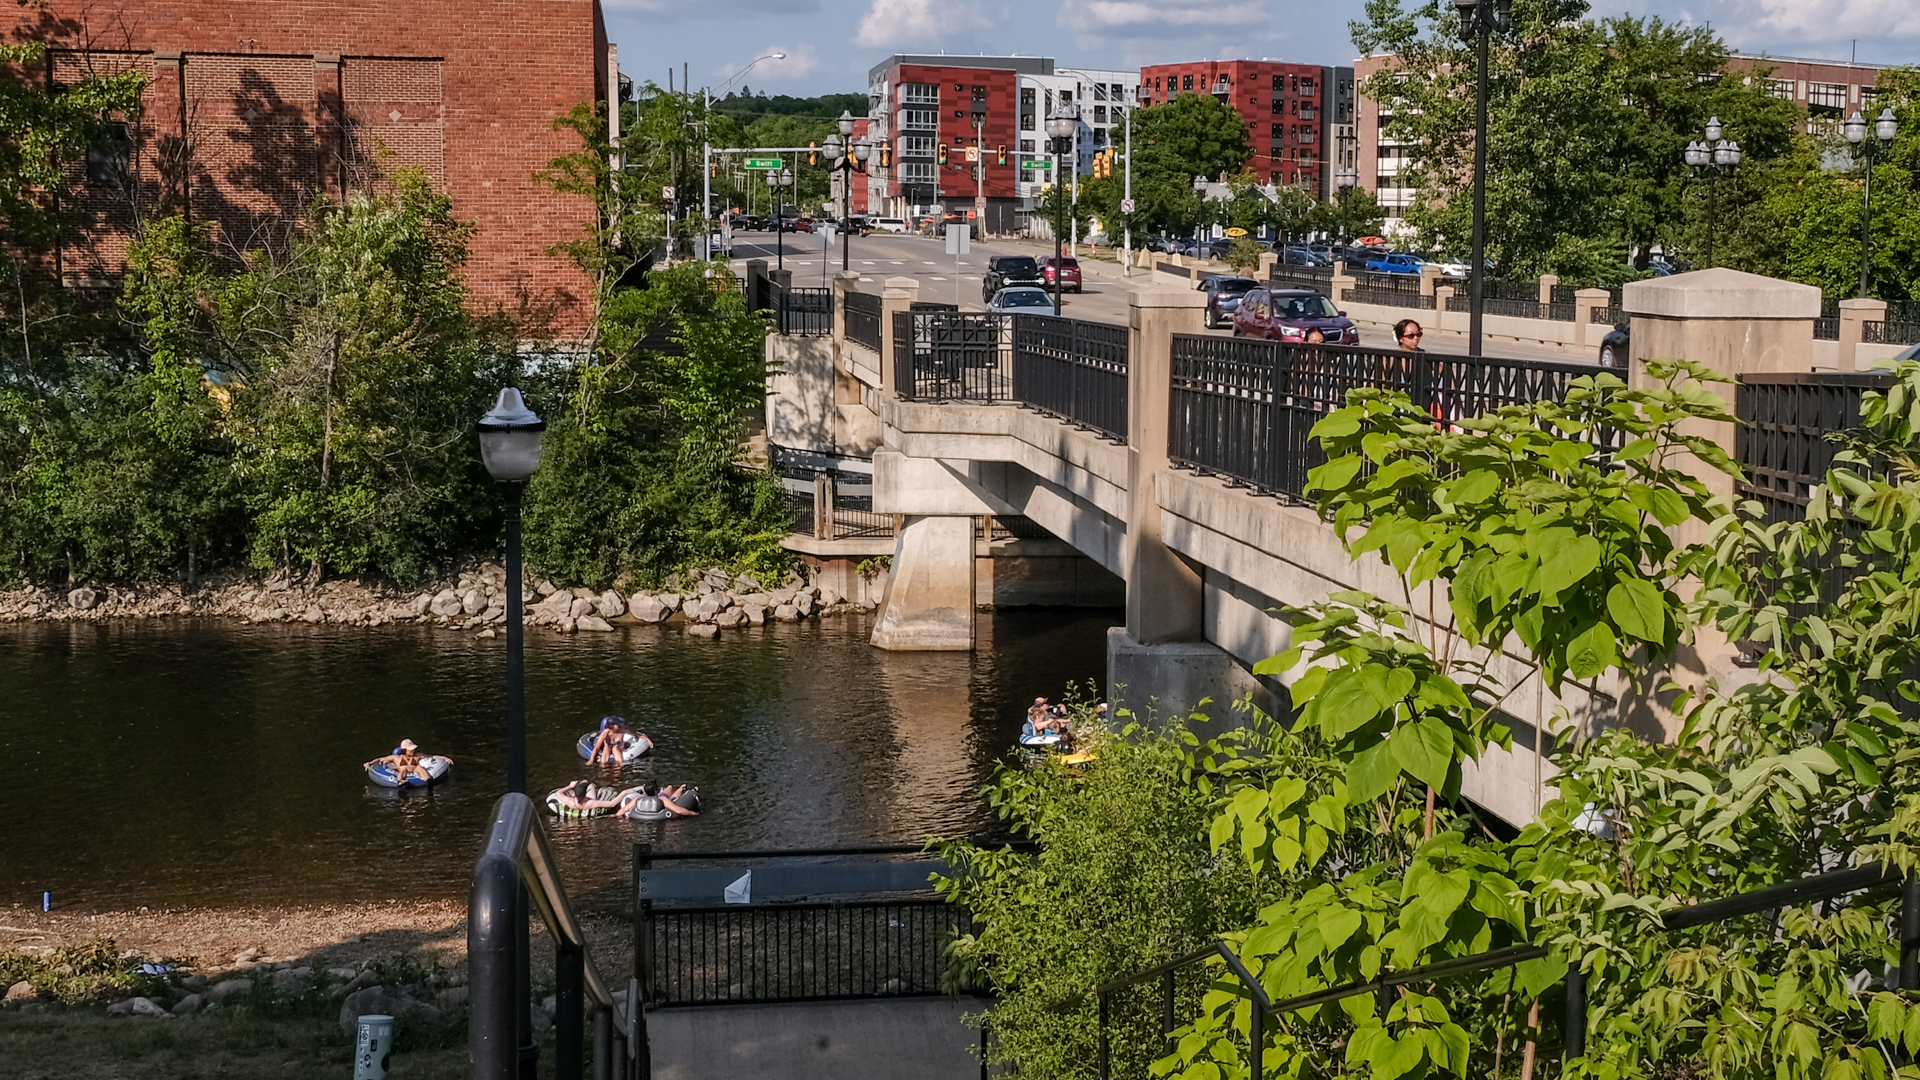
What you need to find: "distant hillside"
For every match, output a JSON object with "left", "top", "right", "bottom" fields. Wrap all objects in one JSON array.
[{"left": 713, "top": 90, "right": 868, "bottom": 124}]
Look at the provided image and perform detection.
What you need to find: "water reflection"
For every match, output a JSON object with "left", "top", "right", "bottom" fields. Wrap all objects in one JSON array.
[{"left": 0, "top": 609, "right": 1115, "bottom": 911}]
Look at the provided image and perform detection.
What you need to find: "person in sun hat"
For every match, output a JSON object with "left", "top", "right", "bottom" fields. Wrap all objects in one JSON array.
[{"left": 364, "top": 739, "right": 442, "bottom": 784}]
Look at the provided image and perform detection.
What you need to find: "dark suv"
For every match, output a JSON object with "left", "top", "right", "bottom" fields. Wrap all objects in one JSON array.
[{"left": 981, "top": 256, "right": 1043, "bottom": 302}]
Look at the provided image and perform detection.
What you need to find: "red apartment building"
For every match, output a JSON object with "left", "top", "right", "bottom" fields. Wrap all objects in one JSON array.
[
  {"left": 1139, "top": 60, "right": 1353, "bottom": 197},
  {"left": 866, "top": 55, "right": 1030, "bottom": 233},
  {"left": 9, "top": 0, "right": 610, "bottom": 334}
]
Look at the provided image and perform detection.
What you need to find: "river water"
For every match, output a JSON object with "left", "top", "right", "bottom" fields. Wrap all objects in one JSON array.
[{"left": 0, "top": 610, "right": 1114, "bottom": 912}]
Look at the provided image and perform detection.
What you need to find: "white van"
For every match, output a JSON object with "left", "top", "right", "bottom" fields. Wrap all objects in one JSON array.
[{"left": 870, "top": 218, "right": 909, "bottom": 234}]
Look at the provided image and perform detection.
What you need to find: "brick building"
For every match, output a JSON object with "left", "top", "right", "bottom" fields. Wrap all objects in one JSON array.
[
  {"left": 9, "top": 0, "right": 611, "bottom": 335},
  {"left": 1138, "top": 60, "right": 1355, "bottom": 198},
  {"left": 865, "top": 55, "right": 1027, "bottom": 233}
]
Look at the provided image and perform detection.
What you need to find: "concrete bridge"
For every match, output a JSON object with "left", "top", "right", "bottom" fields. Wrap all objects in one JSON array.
[{"left": 759, "top": 261, "right": 1848, "bottom": 828}]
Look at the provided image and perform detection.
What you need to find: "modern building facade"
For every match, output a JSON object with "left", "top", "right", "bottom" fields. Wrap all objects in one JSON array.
[
  {"left": 1138, "top": 59, "right": 1355, "bottom": 199},
  {"left": 1012, "top": 67, "right": 1142, "bottom": 206},
  {"left": 10, "top": 0, "right": 610, "bottom": 334},
  {"left": 865, "top": 55, "right": 1030, "bottom": 233}
]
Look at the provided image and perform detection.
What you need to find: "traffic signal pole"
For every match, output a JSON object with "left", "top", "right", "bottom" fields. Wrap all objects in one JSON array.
[{"left": 1123, "top": 104, "right": 1133, "bottom": 276}]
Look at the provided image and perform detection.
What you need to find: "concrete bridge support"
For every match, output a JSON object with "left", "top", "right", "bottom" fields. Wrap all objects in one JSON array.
[{"left": 870, "top": 515, "right": 977, "bottom": 650}]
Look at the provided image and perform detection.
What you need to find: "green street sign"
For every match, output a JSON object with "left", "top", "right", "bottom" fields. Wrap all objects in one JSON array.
[
  {"left": 745, "top": 158, "right": 783, "bottom": 170},
  {"left": 1020, "top": 160, "right": 1052, "bottom": 171}
]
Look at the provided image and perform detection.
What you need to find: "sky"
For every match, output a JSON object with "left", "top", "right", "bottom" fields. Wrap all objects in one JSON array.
[{"left": 605, "top": 0, "right": 1918, "bottom": 99}]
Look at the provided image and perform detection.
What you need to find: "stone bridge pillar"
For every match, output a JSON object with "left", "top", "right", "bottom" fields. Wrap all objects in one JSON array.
[{"left": 869, "top": 516, "right": 976, "bottom": 651}]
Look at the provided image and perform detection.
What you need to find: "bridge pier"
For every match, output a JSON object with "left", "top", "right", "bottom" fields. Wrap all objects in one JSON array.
[{"left": 869, "top": 514, "right": 976, "bottom": 650}]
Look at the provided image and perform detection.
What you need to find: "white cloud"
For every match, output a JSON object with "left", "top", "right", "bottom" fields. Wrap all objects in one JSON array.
[
  {"left": 855, "top": 0, "right": 943, "bottom": 48},
  {"left": 1750, "top": 0, "right": 1920, "bottom": 37},
  {"left": 606, "top": 0, "right": 818, "bottom": 15},
  {"left": 1063, "top": 0, "right": 1222, "bottom": 30}
]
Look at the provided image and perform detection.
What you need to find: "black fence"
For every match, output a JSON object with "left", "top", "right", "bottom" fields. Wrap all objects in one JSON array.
[
  {"left": 771, "top": 447, "right": 895, "bottom": 541},
  {"left": 1341, "top": 272, "right": 1426, "bottom": 308},
  {"left": 1011, "top": 314, "right": 1130, "bottom": 442},
  {"left": 1734, "top": 371, "right": 1891, "bottom": 527},
  {"left": 1591, "top": 304, "right": 1624, "bottom": 326},
  {"left": 772, "top": 285, "right": 833, "bottom": 337},
  {"left": 1865, "top": 319, "right": 1920, "bottom": 346},
  {"left": 893, "top": 310, "right": 1010, "bottom": 402},
  {"left": 635, "top": 845, "right": 980, "bottom": 1009},
  {"left": 1447, "top": 292, "right": 1576, "bottom": 321},
  {"left": 1168, "top": 335, "right": 1599, "bottom": 502},
  {"left": 1267, "top": 265, "right": 1333, "bottom": 294},
  {"left": 844, "top": 290, "right": 884, "bottom": 352}
]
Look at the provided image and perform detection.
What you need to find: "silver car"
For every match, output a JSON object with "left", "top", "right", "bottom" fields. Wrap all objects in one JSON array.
[{"left": 986, "top": 286, "right": 1058, "bottom": 313}]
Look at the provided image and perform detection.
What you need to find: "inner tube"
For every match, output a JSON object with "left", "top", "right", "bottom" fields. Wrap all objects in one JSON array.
[
  {"left": 623, "top": 788, "right": 700, "bottom": 822},
  {"left": 576, "top": 730, "right": 652, "bottom": 764},
  {"left": 1018, "top": 721, "right": 1067, "bottom": 749},
  {"left": 546, "top": 783, "right": 622, "bottom": 818},
  {"left": 366, "top": 755, "right": 452, "bottom": 788}
]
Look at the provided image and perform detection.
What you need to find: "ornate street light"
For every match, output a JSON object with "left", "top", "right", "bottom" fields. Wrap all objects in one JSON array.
[
  {"left": 1845, "top": 106, "right": 1899, "bottom": 297},
  {"left": 766, "top": 165, "right": 793, "bottom": 271},
  {"left": 1335, "top": 166, "right": 1359, "bottom": 246},
  {"left": 1682, "top": 117, "right": 1741, "bottom": 268},
  {"left": 821, "top": 112, "right": 874, "bottom": 273},
  {"left": 1453, "top": 0, "right": 1512, "bottom": 356},
  {"left": 477, "top": 387, "right": 546, "bottom": 797},
  {"left": 1044, "top": 106, "right": 1080, "bottom": 316}
]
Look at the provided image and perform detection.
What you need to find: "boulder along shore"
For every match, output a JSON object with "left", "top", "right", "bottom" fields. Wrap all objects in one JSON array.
[{"left": 0, "top": 563, "right": 872, "bottom": 636}]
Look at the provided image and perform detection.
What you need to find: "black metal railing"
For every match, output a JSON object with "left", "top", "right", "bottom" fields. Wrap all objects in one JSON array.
[
  {"left": 893, "top": 310, "right": 1010, "bottom": 402},
  {"left": 844, "top": 289, "right": 884, "bottom": 352},
  {"left": 1447, "top": 293, "right": 1576, "bottom": 321},
  {"left": 1341, "top": 272, "right": 1425, "bottom": 308},
  {"left": 1591, "top": 304, "right": 1624, "bottom": 326},
  {"left": 771, "top": 447, "right": 895, "bottom": 542},
  {"left": 1168, "top": 335, "right": 1599, "bottom": 503},
  {"left": 1093, "top": 861, "right": 1920, "bottom": 1080},
  {"left": 471, "top": 794, "right": 638, "bottom": 1080},
  {"left": 1814, "top": 317, "right": 1841, "bottom": 340},
  {"left": 1735, "top": 371, "right": 1891, "bottom": 527},
  {"left": 1267, "top": 265, "right": 1333, "bottom": 294},
  {"left": 635, "top": 845, "right": 981, "bottom": 1009},
  {"left": 1155, "top": 262, "right": 1194, "bottom": 281},
  {"left": 772, "top": 284, "right": 833, "bottom": 337},
  {"left": 1864, "top": 319, "right": 1920, "bottom": 346},
  {"left": 1011, "top": 314, "right": 1130, "bottom": 442}
]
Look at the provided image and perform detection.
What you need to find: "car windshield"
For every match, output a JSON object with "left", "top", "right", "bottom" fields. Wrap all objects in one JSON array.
[
  {"left": 1215, "top": 279, "right": 1258, "bottom": 294},
  {"left": 1276, "top": 294, "right": 1340, "bottom": 319},
  {"left": 997, "top": 290, "right": 1054, "bottom": 308},
  {"left": 997, "top": 258, "right": 1040, "bottom": 277}
]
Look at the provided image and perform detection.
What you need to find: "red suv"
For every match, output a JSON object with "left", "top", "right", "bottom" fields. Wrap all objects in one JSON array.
[
  {"left": 1231, "top": 288, "right": 1359, "bottom": 344},
  {"left": 1038, "top": 256, "right": 1082, "bottom": 293}
]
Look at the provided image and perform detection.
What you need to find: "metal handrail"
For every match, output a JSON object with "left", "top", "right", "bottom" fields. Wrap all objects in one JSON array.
[{"left": 472, "top": 792, "right": 641, "bottom": 1080}]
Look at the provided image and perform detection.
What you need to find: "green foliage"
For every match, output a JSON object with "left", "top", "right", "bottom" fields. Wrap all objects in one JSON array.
[
  {"left": 0, "top": 42, "right": 146, "bottom": 252},
  {"left": 0, "top": 939, "right": 166, "bottom": 1005},
  {"left": 1224, "top": 237, "right": 1264, "bottom": 273},
  {"left": 1113, "top": 93, "right": 1254, "bottom": 238}
]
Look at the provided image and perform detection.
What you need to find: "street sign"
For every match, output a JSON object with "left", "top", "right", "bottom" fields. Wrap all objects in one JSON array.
[
  {"left": 964, "top": 146, "right": 979, "bottom": 162},
  {"left": 945, "top": 224, "right": 970, "bottom": 255},
  {"left": 1120, "top": 198, "right": 1135, "bottom": 214},
  {"left": 662, "top": 186, "right": 675, "bottom": 200},
  {"left": 744, "top": 158, "right": 782, "bottom": 170},
  {"left": 1020, "top": 160, "right": 1052, "bottom": 171}
]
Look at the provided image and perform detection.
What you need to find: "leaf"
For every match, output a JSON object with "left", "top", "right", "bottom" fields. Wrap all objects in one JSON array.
[
  {"left": 1375, "top": 1032, "right": 1426, "bottom": 1080},
  {"left": 1565, "top": 621, "right": 1619, "bottom": 679},
  {"left": 1606, "top": 578, "right": 1665, "bottom": 643},
  {"left": 1514, "top": 956, "right": 1568, "bottom": 999},
  {"left": 1208, "top": 809, "right": 1235, "bottom": 854},
  {"left": 1867, "top": 992, "right": 1903, "bottom": 1042},
  {"left": 1314, "top": 668, "right": 1389, "bottom": 740},
  {"left": 1319, "top": 905, "right": 1365, "bottom": 951},
  {"left": 1348, "top": 738, "right": 1402, "bottom": 805},
  {"left": 1534, "top": 535, "right": 1601, "bottom": 602},
  {"left": 1390, "top": 716, "right": 1456, "bottom": 790}
]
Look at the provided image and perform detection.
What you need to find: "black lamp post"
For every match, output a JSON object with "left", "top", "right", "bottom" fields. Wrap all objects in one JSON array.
[
  {"left": 1682, "top": 117, "right": 1741, "bottom": 269},
  {"left": 1335, "top": 166, "right": 1359, "bottom": 246},
  {"left": 1845, "top": 107, "right": 1899, "bottom": 298},
  {"left": 477, "top": 387, "right": 546, "bottom": 796},
  {"left": 767, "top": 165, "right": 793, "bottom": 272},
  {"left": 821, "top": 111, "right": 873, "bottom": 273},
  {"left": 1453, "top": 0, "right": 1511, "bottom": 357},
  {"left": 1044, "top": 105, "right": 1079, "bottom": 317}
]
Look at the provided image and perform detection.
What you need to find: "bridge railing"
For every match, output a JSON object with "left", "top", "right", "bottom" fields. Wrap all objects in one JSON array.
[
  {"left": 1168, "top": 334, "right": 1601, "bottom": 503},
  {"left": 892, "top": 310, "right": 1011, "bottom": 402},
  {"left": 844, "top": 289, "right": 885, "bottom": 352},
  {"left": 1011, "top": 314, "right": 1130, "bottom": 443},
  {"left": 471, "top": 793, "right": 639, "bottom": 1080},
  {"left": 771, "top": 283, "right": 833, "bottom": 337}
]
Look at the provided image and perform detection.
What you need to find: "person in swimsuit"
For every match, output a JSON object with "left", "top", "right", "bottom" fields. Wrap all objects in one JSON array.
[
  {"left": 548, "top": 779, "right": 602, "bottom": 813},
  {"left": 365, "top": 739, "right": 438, "bottom": 783},
  {"left": 596, "top": 782, "right": 700, "bottom": 819},
  {"left": 589, "top": 716, "right": 650, "bottom": 767}
]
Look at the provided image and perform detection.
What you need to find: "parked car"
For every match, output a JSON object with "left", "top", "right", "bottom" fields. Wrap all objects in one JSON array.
[
  {"left": 982, "top": 255, "right": 1044, "bottom": 302},
  {"left": 1039, "top": 256, "right": 1083, "bottom": 293},
  {"left": 1275, "top": 245, "right": 1331, "bottom": 266},
  {"left": 1232, "top": 288, "right": 1359, "bottom": 344},
  {"left": 1423, "top": 256, "right": 1471, "bottom": 280},
  {"left": 731, "top": 215, "right": 766, "bottom": 232},
  {"left": 1196, "top": 275, "right": 1260, "bottom": 329},
  {"left": 1365, "top": 252, "right": 1424, "bottom": 275},
  {"left": 869, "top": 217, "right": 909, "bottom": 234},
  {"left": 986, "top": 286, "right": 1057, "bottom": 312},
  {"left": 777, "top": 216, "right": 814, "bottom": 233},
  {"left": 1597, "top": 323, "right": 1629, "bottom": 369}
]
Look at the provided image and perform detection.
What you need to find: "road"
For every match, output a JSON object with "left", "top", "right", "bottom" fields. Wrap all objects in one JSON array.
[{"left": 727, "top": 230, "right": 1598, "bottom": 366}]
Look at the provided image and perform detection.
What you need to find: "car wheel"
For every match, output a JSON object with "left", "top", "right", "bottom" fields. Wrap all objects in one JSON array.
[{"left": 1599, "top": 342, "right": 1617, "bottom": 368}]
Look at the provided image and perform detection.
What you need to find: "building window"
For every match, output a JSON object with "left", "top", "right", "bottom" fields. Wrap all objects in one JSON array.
[
  {"left": 1183, "top": 74, "right": 1193, "bottom": 91},
  {"left": 86, "top": 121, "right": 131, "bottom": 188},
  {"left": 1021, "top": 112, "right": 1035, "bottom": 131},
  {"left": 1300, "top": 104, "right": 1317, "bottom": 121},
  {"left": 1273, "top": 98, "right": 1285, "bottom": 114},
  {"left": 901, "top": 136, "right": 934, "bottom": 158},
  {"left": 1299, "top": 149, "right": 1316, "bottom": 166},
  {"left": 1272, "top": 123, "right": 1285, "bottom": 141},
  {"left": 1061, "top": 89, "right": 1073, "bottom": 104},
  {"left": 1808, "top": 82, "right": 1846, "bottom": 113},
  {"left": 903, "top": 83, "right": 939, "bottom": 104},
  {"left": 1019, "top": 139, "right": 1035, "bottom": 153},
  {"left": 1376, "top": 174, "right": 1396, "bottom": 190},
  {"left": 1094, "top": 105, "right": 1106, "bottom": 124},
  {"left": 900, "top": 162, "right": 936, "bottom": 183},
  {"left": 1300, "top": 78, "right": 1316, "bottom": 95},
  {"left": 902, "top": 109, "right": 937, "bottom": 129},
  {"left": 1021, "top": 87, "right": 1035, "bottom": 106},
  {"left": 1297, "top": 128, "right": 1315, "bottom": 144},
  {"left": 1273, "top": 74, "right": 1285, "bottom": 91},
  {"left": 1110, "top": 83, "right": 1122, "bottom": 100},
  {"left": 1766, "top": 78, "right": 1795, "bottom": 100}
]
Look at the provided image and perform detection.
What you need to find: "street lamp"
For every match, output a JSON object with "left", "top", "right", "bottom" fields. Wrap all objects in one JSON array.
[
  {"left": 1454, "top": 0, "right": 1512, "bottom": 357},
  {"left": 1335, "top": 166, "right": 1359, "bottom": 247},
  {"left": 1044, "top": 105, "right": 1080, "bottom": 316},
  {"left": 1681, "top": 118, "right": 1741, "bottom": 268},
  {"left": 820, "top": 111, "right": 873, "bottom": 273},
  {"left": 1845, "top": 106, "right": 1899, "bottom": 297},
  {"left": 766, "top": 165, "right": 793, "bottom": 271},
  {"left": 703, "top": 51, "right": 785, "bottom": 256},
  {"left": 477, "top": 387, "right": 546, "bottom": 796}
]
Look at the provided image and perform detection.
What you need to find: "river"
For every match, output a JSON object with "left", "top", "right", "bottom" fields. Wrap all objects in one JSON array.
[{"left": 0, "top": 610, "right": 1115, "bottom": 912}]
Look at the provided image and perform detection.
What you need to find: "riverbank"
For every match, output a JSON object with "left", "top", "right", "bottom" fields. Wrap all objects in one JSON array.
[{"left": 0, "top": 561, "right": 872, "bottom": 634}]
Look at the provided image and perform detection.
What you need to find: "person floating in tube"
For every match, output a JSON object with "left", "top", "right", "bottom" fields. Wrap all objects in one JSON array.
[{"left": 364, "top": 739, "right": 443, "bottom": 784}]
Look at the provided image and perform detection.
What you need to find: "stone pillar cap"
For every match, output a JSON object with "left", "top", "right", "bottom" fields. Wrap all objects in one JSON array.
[
  {"left": 1573, "top": 287, "right": 1612, "bottom": 298},
  {"left": 1838, "top": 297, "right": 1889, "bottom": 312},
  {"left": 1130, "top": 287, "right": 1207, "bottom": 309},
  {"left": 1623, "top": 267, "right": 1821, "bottom": 320}
]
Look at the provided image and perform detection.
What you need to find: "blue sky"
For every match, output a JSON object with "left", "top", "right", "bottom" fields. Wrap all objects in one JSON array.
[{"left": 604, "top": 0, "right": 1916, "bottom": 98}]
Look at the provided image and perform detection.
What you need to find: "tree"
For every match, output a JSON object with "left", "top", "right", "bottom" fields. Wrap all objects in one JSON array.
[
  {"left": 1351, "top": 0, "right": 1796, "bottom": 284},
  {"left": 1120, "top": 93, "right": 1254, "bottom": 239},
  {"left": 1321, "top": 184, "right": 1388, "bottom": 242},
  {"left": 0, "top": 41, "right": 145, "bottom": 253}
]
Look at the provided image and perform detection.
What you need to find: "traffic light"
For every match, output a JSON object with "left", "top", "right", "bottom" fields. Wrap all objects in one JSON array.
[
  {"left": 709, "top": 160, "right": 718, "bottom": 178},
  {"left": 878, "top": 145, "right": 892, "bottom": 168},
  {"left": 938, "top": 142, "right": 948, "bottom": 164},
  {"left": 997, "top": 144, "right": 1007, "bottom": 165},
  {"left": 808, "top": 141, "right": 817, "bottom": 165}
]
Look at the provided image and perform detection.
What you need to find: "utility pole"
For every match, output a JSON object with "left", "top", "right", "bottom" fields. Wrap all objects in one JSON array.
[
  {"left": 1123, "top": 102, "right": 1133, "bottom": 275},
  {"left": 1069, "top": 101, "right": 1080, "bottom": 258}
]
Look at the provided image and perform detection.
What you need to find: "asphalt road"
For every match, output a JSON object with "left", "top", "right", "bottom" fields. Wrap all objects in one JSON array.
[{"left": 727, "top": 230, "right": 1600, "bottom": 365}]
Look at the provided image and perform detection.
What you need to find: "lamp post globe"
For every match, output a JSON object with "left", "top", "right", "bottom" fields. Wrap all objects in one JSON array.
[
  {"left": 1703, "top": 115, "right": 1723, "bottom": 143},
  {"left": 477, "top": 387, "right": 544, "bottom": 798},
  {"left": 478, "top": 388, "right": 545, "bottom": 484},
  {"left": 1845, "top": 111, "right": 1867, "bottom": 144},
  {"left": 837, "top": 109, "right": 856, "bottom": 138},
  {"left": 822, "top": 134, "right": 844, "bottom": 163},
  {"left": 1876, "top": 107, "right": 1898, "bottom": 143}
]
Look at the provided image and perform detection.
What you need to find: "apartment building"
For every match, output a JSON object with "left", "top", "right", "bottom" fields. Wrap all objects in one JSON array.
[
  {"left": 1138, "top": 59, "right": 1356, "bottom": 199},
  {"left": 1011, "top": 67, "right": 1143, "bottom": 204},
  {"left": 1353, "top": 52, "right": 1886, "bottom": 230},
  {"left": 865, "top": 55, "right": 1031, "bottom": 232}
]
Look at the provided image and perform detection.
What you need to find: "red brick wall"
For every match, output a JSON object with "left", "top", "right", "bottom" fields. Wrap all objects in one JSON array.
[
  {"left": 12, "top": 0, "right": 605, "bottom": 337},
  {"left": 879, "top": 63, "right": 1020, "bottom": 203},
  {"left": 1140, "top": 60, "right": 1327, "bottom": 191}
]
